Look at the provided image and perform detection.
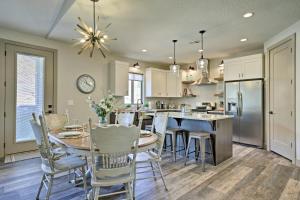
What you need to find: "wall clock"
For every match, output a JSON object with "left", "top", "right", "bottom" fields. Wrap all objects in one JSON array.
[{"left": 76, "top": 74, "right": 96, "bottom": 94}]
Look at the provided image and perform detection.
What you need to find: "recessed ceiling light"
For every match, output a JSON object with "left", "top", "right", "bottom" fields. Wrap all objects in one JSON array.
[
  {"left": 243, "top": 12, "right": 254, "bottom": 18},
  {"left": 240, "top": 38, "right": 248, "bottom": 42},
  {"left": 141, "top": 49, "right": 147, "bottom": 52},
  {"left": 168, "top": 56, "right": 173, "bottom": 59},
  {"left": 198, "top": 49, "right": 204, "bottom": 53}
]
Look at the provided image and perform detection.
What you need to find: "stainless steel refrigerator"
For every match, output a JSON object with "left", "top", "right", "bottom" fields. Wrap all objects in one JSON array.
[{"left": 225, "top": 80, "right": 263, "bottom": 147}]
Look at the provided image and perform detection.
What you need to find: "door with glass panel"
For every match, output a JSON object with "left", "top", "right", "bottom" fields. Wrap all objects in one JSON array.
[{"left": 4, "top": 44, "right": 55, "bottom": 154}]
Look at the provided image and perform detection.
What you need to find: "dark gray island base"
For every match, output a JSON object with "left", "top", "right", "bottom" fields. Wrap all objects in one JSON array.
[{"left": 148, "top": 112, "right": 233, "bottom": 165}]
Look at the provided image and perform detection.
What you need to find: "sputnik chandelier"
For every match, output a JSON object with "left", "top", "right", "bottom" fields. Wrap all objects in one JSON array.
[{"left": 74, "top": 0, "right": 116, "bottom": 58}]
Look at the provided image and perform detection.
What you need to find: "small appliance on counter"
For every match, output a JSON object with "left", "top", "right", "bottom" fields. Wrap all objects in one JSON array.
[
  {"left": 192, "top": 102, "right": 216, "bottom": 112},
  {"left": 180, "top": 104, "right": 192, "bottom": 114},
  {"left": 155, "top": 101, "right": 165, "bottom": 109}
]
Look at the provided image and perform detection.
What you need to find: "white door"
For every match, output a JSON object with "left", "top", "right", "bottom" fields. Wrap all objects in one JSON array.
[
  {"left": 269, "top": 37, "right": 295, "bottom": 160},
  {"left": 4, "top": 43, "right": 55, "bottom": 154}
]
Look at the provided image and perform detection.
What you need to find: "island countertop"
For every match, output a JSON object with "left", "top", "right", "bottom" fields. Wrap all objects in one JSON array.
[{"left": 146, "top": 111, "right": 233, "bottom": 121}]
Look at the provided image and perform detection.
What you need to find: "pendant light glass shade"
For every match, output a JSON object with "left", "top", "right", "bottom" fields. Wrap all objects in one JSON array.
[
  {"left": 196, "top": 30, "right": 208, "bottom": 71},
  {"left": 169, "top": 40, "right": 180, "bottom": 75},
  {"left": 196, "top": 56, "right": 208, "bottom": 71},
  {"left": 170, "top": 64, "right": 180, "bottom": 73}
]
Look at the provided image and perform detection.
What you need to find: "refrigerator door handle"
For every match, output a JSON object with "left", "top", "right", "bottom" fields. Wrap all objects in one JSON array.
[
  {"left": 239, "top": 92, "right": 243, "bottom": 116},
  {"left": 237, "top": 92, "right": 240, "bottom": 116}
]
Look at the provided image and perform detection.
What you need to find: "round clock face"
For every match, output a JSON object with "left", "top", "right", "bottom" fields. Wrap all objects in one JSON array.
[{"left": 76, "top": 74, "right": 95, "bottom": 94}]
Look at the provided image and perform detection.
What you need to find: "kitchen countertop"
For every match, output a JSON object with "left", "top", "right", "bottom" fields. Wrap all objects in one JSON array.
[{"left": 146, "top": 111, "right": 233, "bottom": 121}]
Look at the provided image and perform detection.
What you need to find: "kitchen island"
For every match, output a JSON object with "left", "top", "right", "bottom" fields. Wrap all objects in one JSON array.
[{"left": 147, "top": 112, "right": 234, "bottom": 165}]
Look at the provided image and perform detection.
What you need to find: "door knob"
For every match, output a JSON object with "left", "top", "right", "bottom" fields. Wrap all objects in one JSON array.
[{"left": 269, "top": 111, "right": 274, "bottom": 115}]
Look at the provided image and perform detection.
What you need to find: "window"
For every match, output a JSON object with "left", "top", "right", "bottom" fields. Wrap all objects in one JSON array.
[{"left": 124, "top": 73, "right": 143, "bottom": 104}]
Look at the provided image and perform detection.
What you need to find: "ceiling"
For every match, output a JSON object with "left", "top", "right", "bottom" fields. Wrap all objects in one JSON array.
[{"left": 0, "top": 0, "right": 300, "bottom": 64}]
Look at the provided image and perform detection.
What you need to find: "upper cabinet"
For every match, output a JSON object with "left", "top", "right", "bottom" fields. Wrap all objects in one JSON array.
[
  {"left": 224, "top": 54, "right": 263, "bottom": 81},
  {"left": 109, "top": 60, "right": 129, "bottom": 96},
  {"left": 166, "top": 71, "right": 182, "bottom": 97},
  {"left": 145, "top": 68, "right": 182, "bottom": 97}
]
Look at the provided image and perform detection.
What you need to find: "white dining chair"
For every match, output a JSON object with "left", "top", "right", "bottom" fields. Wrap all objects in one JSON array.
[
  {"left": 134, "top": 112, "right": 169, "bottom": 196},
  {"left": 88, "top": 120, "right": 140, "bottom": 200},
  {"left": 30, "top": 115, "right": 87, "bottom": 200},
  {"left": 43, "top": 113, "right": 68, "bottom": 131},
  {"left": 115, "top": 111, "right": 135, "bottom": 126}
]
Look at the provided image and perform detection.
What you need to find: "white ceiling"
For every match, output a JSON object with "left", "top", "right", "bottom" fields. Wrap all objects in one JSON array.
[{"left": 0, "top": 0, "right": 300, "bottom": 64}]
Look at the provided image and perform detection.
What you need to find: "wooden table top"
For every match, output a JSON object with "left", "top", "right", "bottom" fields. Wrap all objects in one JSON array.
[{"left": 49, "top": 130, "right": 158, "bottom": 151}]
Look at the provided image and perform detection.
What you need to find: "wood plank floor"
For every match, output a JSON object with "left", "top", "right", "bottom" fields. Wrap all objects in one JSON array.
[{"left": 1, "top": 144, "right": 300, "bottom": 200}]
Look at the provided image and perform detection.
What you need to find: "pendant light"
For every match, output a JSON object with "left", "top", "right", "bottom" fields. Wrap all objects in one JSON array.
[
  {"left": 133, "top": 62, "right": 140, "bottom": 69},
  {"left": 74, "top": 0, "right": 116, "bottom": 58},
  {"left": 196, "top": 30, "right": 208, "bottom": 71},
  {"left": 218, "top": 60, "right": 224, "bottom": 68},
  {"left": 169, "top": 40, "right": 180, "bottom": 74}
]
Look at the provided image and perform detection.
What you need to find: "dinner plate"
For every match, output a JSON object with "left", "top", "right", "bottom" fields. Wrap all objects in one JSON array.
[
  {"left": 64, "top": 124, "right": 83, "bottom": 129},
  {"left": 141, "top": 130, "right": 151, "bottom": 134},
  {"left": 58, "top": 131, "right": 82, "bottom": 137}
]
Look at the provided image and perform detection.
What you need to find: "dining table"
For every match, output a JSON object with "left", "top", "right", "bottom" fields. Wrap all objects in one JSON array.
[{"left": 48, "top": 126, "right": 159, "bottom": 155}]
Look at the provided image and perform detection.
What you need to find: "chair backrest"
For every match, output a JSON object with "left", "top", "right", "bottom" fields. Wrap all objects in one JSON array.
[
  {"left": 44, "top": 113, "right": 68, "bottom": 131},
  {"left": 30, "top": 115, "right": 55, "bottom": 171},
  {"left": 89, "top": 120, "right": 140, "bottom": 179},
  {"left": 115, "top": 112, "right": 135, "bottom": 126},
  {"left": 152, "top": 112, "right": 169, "bottom": 156}
]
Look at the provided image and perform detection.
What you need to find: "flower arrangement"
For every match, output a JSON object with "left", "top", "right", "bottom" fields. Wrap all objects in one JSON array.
[{"left": 87, "top": 94, "right": 115, "bottom": 124}]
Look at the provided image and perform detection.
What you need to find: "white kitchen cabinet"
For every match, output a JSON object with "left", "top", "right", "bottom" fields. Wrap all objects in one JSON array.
[
  {"left": 223, "top": 61, "right": 241, "bottom": 81},
  {"left": 109, "top": 60, "right": 129, "bottom": 96},
  {"left": 146, "top": 68, "right": 181, "bottom": 97},
  {"left": 224, "top": 54, "right": 263, "bottom": 81},
  {"left": 176, "top": 71, "right": 182, "bottom": 97},
  {"left": 146, "top": 68, "right": 166, "bottom": 97},
  {"left": 166, "top": 72, "right": 177, "bottom": 97}
]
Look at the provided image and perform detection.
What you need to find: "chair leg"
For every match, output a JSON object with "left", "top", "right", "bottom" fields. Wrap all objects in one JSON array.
[
  {"left": 172, "top": 133, "right": 177, "bottom": 162},
  {"left": 195, "top": 139, "right": 200, "bottom": 161},
  {"left": 82, "top": 166, "right": 87, "bottom": 199},
  {"left": 156, "top": 161, "right": 168, "bottom": 191},
  {"left": 94, "top": 187, "right": 100, "bottom": 200},
  {"left": 127, "top": 182, "right": 133, "bottom": 200},
  {"left": 200, "top": 138, "right": 206, "bottom": 172},
  {"left": 133, "top": 163, "right": 137, "bottom": 198},
  {"left": 181, "top": 133, "right": 187, "bottom": 154},
  {"left": 150, "top": 161, "right": 156, "bottom": 181},
  {"left": 45, "top": 175, "right": 54, "bottom": 200},
  {"left": 185, "top": 136, "right": 192, "bottom": 166},
  {"left": 36, "top": 174, "right": 45, "bottom": 200}
]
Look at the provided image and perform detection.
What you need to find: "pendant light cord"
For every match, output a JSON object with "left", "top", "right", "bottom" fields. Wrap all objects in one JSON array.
[
  {"left": 173, "top": 41, "right": 176, "bottom": 64},
  {"left": 93, "top": 0, "right": 96, "bottom": 35},
  {"left": 201, "top": 32, "right": 203, "bottom": 59}
]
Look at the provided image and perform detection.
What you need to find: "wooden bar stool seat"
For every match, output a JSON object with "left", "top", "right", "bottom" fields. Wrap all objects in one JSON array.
[{"left": 185, "top": 131, "right": 214, "bottom": 172}]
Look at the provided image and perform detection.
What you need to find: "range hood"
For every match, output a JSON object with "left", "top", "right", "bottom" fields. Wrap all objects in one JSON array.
[{"left": 193, "top": 71, "right": 216, "bottom": 85}]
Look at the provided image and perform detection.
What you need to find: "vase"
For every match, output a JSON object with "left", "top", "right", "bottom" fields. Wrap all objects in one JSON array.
[{"left": 99, "top": 116, "right": 107, "bottom": 126}]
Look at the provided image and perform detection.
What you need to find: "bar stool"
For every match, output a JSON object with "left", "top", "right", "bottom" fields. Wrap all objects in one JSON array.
[
  {"left": 165, "top": 128, "right": 188, "bottom": 162},
  {"left": 184, "top": 132, "right": 214, "bottom": 171}
]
